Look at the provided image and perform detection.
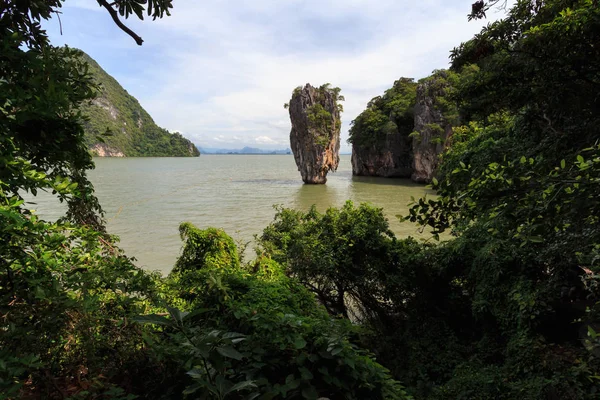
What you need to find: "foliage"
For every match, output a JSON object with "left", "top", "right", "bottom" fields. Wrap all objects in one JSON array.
[
  {"left": 271, "top": 2, "right": 600, "bottom": 398},
  {"left": 289, "top": 83, "right": 344, "bottom": 148},
  {"left": 2, "top": 0, "right": 408, "bottom": 398},
  {"left": 141, "top": 222, "right": 412, "bottom": 400},
  {"left": 451, "top": 0, "right": 600, "bottom": 153},
  {"left": 416, "top": 70, "right": 460, "bottom": 129},
  {"left": 411, "top": 0, "right": 600, "bottom": 265},
  {"left": 468, "top": 1, "right": 510, "bottom": 21},
  {"left": 0, "top": 39, "right": 102, "bottom": 227},
  {"left": 5, "top": 0, "right": 600, "bottom": 399},
  {"left": 0, "top": 161, "right": 166, "bottom": 397},
  {"left": 349, "top": 77, "right": 417, "bottom": 148},
  {"left": 0, "top": 0, "right": 190, "bottom": 397},
  {"left": 398, "top": 0, "right": 600, "bottom": 397},
  {"left": 257, "top": 202, "right": 472, "bottom": 392},
  {"left": 259, "top": 202, "right": 402, "bottom": 321}
]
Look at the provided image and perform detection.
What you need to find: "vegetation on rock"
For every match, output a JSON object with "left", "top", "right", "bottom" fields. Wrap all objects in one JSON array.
[
  {"left": 349, "top": 78, "right": 417, "bottom": 149},
  {"left": 411, "top": 69, "right": 461, "bottom": 182},
  {"left": 405, "top": 0, "right": 600, "bottom": 396},
  {"left": 288, "top": 83, "right": 343, "bottom": 184},
  {"left": 348, "top": 77, "right": 416, "bottom": 178},
  {"left": 302, "top": 83, "right": 344, "bottom": 147},
  {"left": 79, "top": 52, "right": 200, "bottom": 157},
  {"left": 348, "top": 72, "right": 459, "bottom": 182}
]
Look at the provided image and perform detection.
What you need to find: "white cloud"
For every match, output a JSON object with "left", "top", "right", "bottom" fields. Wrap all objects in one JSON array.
[
  {"left": 255, "top": 136, "right": 277, "bottom": 144},
  {"left": 55, "top": 0, "right": 507, "bottom": 150}
]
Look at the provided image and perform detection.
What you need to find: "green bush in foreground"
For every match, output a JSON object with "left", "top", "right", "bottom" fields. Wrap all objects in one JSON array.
[
  {"left": 0, "top": 163, "right": 166, "bottom": 397},
  {"left": 259, "top": 196, "right": 600, "bottom": 399},
  {"left": 137, "top": 222, "right": 411, "bottom": 399}
]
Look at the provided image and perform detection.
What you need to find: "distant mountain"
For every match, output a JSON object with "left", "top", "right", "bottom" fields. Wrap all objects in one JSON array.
[
  {"left": 79, "top": 51, "right": 199, "bottom": 157},
  {"left": 198, "top": 146, "right": 292, "bottom": 155}
]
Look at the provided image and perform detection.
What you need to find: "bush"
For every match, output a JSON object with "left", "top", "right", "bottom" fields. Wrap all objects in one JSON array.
[{"left": 139, "top": 222, "right": 412, "bottom": 399}]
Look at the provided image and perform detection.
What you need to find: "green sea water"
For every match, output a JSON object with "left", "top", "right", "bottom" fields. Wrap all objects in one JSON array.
[{"left": 28, "top": 155, "right": 435, "bottom": 273}]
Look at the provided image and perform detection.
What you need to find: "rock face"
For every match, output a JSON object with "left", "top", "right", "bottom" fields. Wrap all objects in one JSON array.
[
  {"left": 348, "top": 77, "right": 417, "bottom": 180},
  {"left": 289, "top": 84, "right": 341, "bottom": 184},
  {"left": 349, "top": 72, "right": 457, "bottom": 183},
  {"left": 350, "top": 133, "right": 412, "bottom": 178},
  {"left": 90, "top": 143, "right": 125, "bottom": 157},
  {"left": 78, "top": 51, "right": 199, "bottom": 157},
  {"left": 411, "top": 73, "right": 454, "bottom": 183}
]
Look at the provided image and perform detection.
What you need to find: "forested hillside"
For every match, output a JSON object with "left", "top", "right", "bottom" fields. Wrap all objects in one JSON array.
[{"left": 79, "top": 51, "right": 200, "bottom": 157}]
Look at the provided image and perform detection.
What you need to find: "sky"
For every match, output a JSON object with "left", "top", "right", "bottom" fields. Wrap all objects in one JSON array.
[{"left": 44, "top": 0, "right": 504, "bottom": 152}]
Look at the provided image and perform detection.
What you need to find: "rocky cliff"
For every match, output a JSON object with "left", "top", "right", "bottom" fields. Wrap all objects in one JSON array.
[
  {"left": 349, "top": 72, "right": 457, "bottom": 183},
  {"left": 411, "top": 71, "right": 457, "bottom": 182},
  {"left": 90, "top": 143, "right": 124, "bottom": 157},
  {"left": 288, "top": 84, "right": 342, "bottom": 184},
  {"left": 349, "top": 78, "right": 416, "bottom": 178},
  {"left": 350, "top": 135, "right": 412, "bottom": 177},
  {"left": 78, "top": 51, "right": 200, "bottom": 157}
]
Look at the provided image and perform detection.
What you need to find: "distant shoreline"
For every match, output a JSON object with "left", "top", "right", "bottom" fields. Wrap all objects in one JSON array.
[
  {"left": 202, "top": 153, "right": 292, "bottom": 155},
  {"left": 200, "top": 153, "right": 352, "bottom": 156}
]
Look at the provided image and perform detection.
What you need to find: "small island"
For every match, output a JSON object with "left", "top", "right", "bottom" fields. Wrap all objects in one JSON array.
[
  {"left": 349, "top": 71, "right": 457, "bottom": 183},
  {"left": 286, "top": 83, "right": 344, "bottom": 184}
]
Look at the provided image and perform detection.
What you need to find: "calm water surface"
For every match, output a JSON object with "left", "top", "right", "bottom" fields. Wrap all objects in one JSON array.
[{"left": 30, "top": 155, "right": 434, "bottom": 273}]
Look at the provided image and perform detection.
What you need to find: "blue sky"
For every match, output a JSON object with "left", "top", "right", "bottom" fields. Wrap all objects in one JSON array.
[{"left": 44, "top": 0, "right": 504, "bottom": 151}]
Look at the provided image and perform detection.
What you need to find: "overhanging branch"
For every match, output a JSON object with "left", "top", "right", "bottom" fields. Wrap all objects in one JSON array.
[{"left": 97, "top": 0, "right": 144, "bottom": 45}]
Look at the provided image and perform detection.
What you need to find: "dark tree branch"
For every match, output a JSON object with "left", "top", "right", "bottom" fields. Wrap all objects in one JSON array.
[
  {"left": 469, "top": 0, "right": 508, "bottom": 21},
  {"left": 54, "top": 11, "right": 63, "bottom": 35},
  {"left": 97, "top": 0, "right": 144, "bottom": 45}
]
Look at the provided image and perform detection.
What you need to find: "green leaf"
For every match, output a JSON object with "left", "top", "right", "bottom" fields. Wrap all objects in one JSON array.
[
  {"left": 560, "top": 159, "right": 566, "bottom": 169},
  {"left": 34, "top": 286, "right": 46, "bottom": 299},
  {"left": 132, "top": 314, "right": 171, "bottom": 326},
  {"left": 222, "top": 332, "right": 245, "bottom": 339},
  {"left": 294, "top": 337, "right": 307, "bottom": 349},
  {"left": 182, "top": 382, "right": 203, "bottom": 395},
  {"left": 185, "top": 307, "right": 213, "bottom": 319},
  {"left": 527, "top": 236, "right": 544, "bottom": 243},
  {"left": 216, "top": 346, "right": 244, "bottom": 360},
  {"left": 167, "top": 306, "right": 189, "bottom": 325},
  {"left": 186, "top": 369, "right": 205, "bottom": 379},
  {"left": 301, "top": 385, "right": 318, "bottom": 399},
  {"left": 299, "top": 367, "right": 313, "bottom": 380},
  {"left": 330, "top": 347, "right": 343, "bottom": 356},
  {"left": 226, "top": 380, "right": 256, "bottom": 394}
]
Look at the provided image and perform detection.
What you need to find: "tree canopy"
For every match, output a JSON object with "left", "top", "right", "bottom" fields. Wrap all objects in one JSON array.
[{"left": 349, "top": 78, "right": 417, "bottom": 148}]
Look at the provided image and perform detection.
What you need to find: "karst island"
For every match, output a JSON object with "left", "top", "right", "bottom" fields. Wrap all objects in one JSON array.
[{"left": 286, "top": 83, "right": 343, "bottom": 184}]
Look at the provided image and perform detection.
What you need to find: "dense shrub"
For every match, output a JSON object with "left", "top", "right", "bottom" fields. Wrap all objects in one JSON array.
[{"left": 142, "top": 222, "right": 412, "bottom": 399}]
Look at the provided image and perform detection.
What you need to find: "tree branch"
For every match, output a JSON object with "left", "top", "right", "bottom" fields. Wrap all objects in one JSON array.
[{"left": 97, "top": 0, "right": 144, "bottom": 45}]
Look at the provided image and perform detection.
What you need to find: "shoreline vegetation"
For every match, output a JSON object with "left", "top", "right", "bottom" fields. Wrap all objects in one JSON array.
[{"left": 2, "top": 1, "right": 600, "bottom": 399}]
